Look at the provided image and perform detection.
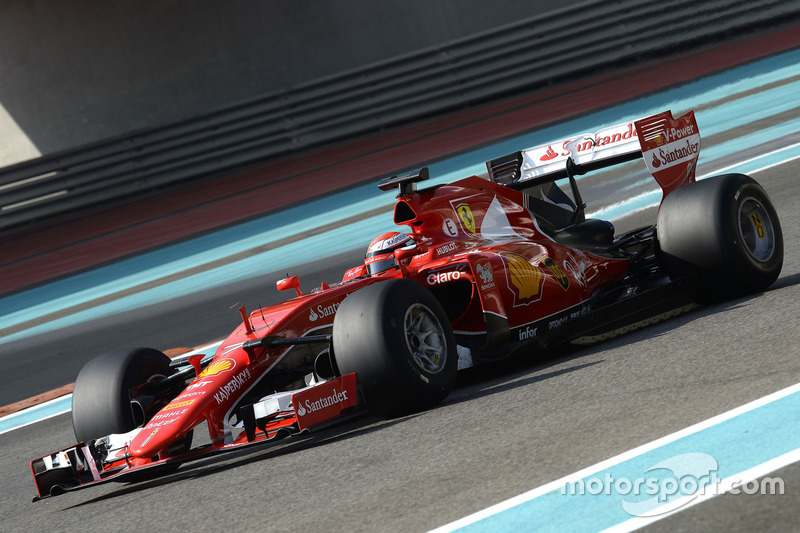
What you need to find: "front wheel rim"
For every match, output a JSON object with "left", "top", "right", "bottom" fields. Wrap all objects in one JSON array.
[
  {"left": 404, "top": 304, "right": 447, "bottom": 374},
  {"left": 738, "top": 197, "right": 775, "bottom": 263}
]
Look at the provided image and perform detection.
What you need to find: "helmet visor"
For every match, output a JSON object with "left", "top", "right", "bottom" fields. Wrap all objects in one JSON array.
[{"left": 365, "top": 255, "right": 398, "bottom": 276}]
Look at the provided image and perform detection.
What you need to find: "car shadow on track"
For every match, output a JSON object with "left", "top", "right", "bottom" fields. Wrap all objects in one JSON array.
[
  {"left": 449, "top": 355, "right": 604, "bottom": 407},
  {"left": 60, "top": 413, "right": 401, "bottom": 509},
  {"left": 443, "top": 271, "right": 800, "bottom": 409},
  {"left": 770, "top": 271, "right": 800, "bottom": 291}
]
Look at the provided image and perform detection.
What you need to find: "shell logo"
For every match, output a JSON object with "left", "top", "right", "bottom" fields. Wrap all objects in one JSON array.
[
  {"left": 501, "top": 252, "right": 544, "bottom": 306},
  {"left": 198, "top": 358, "right": 235, "bottom": 378}
]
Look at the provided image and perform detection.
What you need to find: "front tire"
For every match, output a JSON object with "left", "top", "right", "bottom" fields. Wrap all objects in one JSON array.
[
  {"left": 657, "top": 174, "right": 783, "bottom": 299},
  {"left": 333, "top": 279, "right": 457, "bottom": 418},
  {"left": 72, "top": 347, "right": 173, "bottom": 442}
]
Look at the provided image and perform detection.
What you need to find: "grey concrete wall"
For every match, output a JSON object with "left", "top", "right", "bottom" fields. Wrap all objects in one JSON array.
[{"left": 0, "top": 0, "right": 570, "bottom": 166}]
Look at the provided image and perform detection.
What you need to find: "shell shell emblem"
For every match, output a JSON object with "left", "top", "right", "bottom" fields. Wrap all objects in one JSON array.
[
  {"left": 501, "top": 252, "right": 544, "bottom": 306},
  {"left": 198, "top": 358, "right": 235, "bottom": 378}
]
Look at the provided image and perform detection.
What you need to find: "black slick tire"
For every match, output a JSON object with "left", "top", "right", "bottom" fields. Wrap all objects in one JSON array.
[
  {"left": 71, "top": 347, "right": 173, "bottom": 442},
  {"left": 332, "top": 279, "right": 457, "bottom": 418},
  {"left": 657, "top": 174, "right": 783, "bottom": 299}
]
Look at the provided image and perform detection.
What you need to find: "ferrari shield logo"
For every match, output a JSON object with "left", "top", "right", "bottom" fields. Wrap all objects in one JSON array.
[
  {"left": 456, "top": 204, "right": 476, "bottom": 233},
  {"left": 543, "top": 257, "right": 569, "bottom": 291}
]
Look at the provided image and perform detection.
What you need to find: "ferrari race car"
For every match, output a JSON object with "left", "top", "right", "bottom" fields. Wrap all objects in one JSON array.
[{"left": 31, "top": 110, "right": 783, "bottom": 500}]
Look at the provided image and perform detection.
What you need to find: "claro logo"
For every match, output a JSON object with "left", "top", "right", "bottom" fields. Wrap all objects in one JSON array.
[{"left": 427, "top": 270, "right": 462, "bottom": 285}]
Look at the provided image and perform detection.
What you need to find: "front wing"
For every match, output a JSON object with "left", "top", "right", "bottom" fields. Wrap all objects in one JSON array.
[{"left": 31, "top": 372, "right": 358, "bottom": 501}]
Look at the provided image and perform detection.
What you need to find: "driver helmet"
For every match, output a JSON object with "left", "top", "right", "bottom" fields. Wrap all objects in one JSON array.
[{"left": 364, "top": 232, "right": 417, "bottom": 276}]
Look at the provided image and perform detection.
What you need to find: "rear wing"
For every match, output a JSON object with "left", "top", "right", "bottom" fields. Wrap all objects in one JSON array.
[{"left": 486, "top": 110, "right": 700, "bottom": 200}]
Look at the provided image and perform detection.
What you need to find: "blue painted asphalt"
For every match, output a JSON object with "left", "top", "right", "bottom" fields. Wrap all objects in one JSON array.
[
  {"left": 1, "top": 49, "right": 799, "bottom": 347},
  {"left": 0, "top": 395, "right": 73, "bottom": 436},
  {"left": 0, "top": 342, "right": 223, "bottom": 435},
  {"left": 589, "top": 141, "right": 800, "bottom": 220},
  {"left": 434, "top": 384, "right": 800, "bottom": 532}
]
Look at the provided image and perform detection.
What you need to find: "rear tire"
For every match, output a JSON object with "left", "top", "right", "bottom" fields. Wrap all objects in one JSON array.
[
  {"left": 333, "top": 279, "right": 457, "bottom": 418},
  {"left": 72, "top": 347, "right": 173, "bottom": 442},
  {"left": 657, "top": 174, "right": 783, "bottom": 299}
]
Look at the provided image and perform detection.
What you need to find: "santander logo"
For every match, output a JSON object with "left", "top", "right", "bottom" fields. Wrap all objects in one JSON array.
[
  {"left": 309, "top": 302, "right": 340, "bottom": 322},
  {"left": 540, "top": 146, "right": 558, "bottom": 161},
  {"left": 297, "top": 388, "right": 350, "bottom": 417},
  {"left": 652, "top": 153, "right": 661, "bottom": 168},
  {"left": 291, "top": 373, "right": 357, "bottom": 430}
]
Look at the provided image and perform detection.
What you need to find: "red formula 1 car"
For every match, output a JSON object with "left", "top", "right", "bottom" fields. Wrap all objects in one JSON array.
[{"left": 31, "top": 110, "right": 783, "bottom": 499}]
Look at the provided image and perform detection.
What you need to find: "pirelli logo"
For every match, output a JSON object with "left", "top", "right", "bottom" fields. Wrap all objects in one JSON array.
[{"left": 162, "top": 399, "right": 195, "bottom": 411}]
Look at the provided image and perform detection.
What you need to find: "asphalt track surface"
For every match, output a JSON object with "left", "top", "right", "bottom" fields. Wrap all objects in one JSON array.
[
  {"left": 6, "top": 158, "right": 800, "bottom": 532},
  {"left": 4, "top": 134, "right": 800, "bottom": 532},
  {"left": 3, "top": 34, "right": 800, "bottom": 533}
]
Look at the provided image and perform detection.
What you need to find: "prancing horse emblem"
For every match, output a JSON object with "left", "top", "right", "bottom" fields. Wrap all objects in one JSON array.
[{"left": 456, "top": 204, "right": 476, "bottom": 233}]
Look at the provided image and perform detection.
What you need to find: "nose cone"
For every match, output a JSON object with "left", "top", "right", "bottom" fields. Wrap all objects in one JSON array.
[
  {"left": 128, "top": 355, "right": 255, "bottom": 458},
  {"left": 128, "top": 395, "right": 203, "bottom": 458}
]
